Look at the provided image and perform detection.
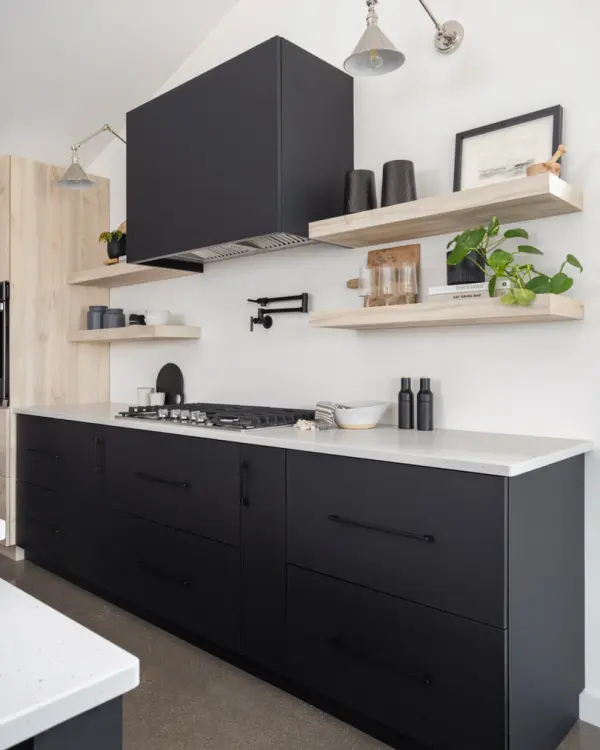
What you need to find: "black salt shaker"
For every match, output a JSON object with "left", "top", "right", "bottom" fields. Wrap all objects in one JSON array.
[
  {"left": 398, "top": 377, "right": 414, "bottom": 430},
  {"left": 417, "top": 378, "right": 434, "bottom": 431}
]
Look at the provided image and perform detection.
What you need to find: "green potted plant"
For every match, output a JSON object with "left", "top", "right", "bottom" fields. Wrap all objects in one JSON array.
[
  {"left": 447, "top": 216, "right": 582, "bottom": 306},
  {"left": 98, "top": 227, "right": 126, "bottom": 260}
]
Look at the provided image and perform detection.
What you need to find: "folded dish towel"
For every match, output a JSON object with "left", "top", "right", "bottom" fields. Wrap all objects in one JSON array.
[{"left": 314, "top": 401, "right": 342, "bottom": 430}]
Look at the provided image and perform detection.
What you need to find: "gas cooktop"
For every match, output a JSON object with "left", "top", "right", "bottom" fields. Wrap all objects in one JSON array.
[{"left": 116, "top": 403, "right": 315, "bottom": 431}]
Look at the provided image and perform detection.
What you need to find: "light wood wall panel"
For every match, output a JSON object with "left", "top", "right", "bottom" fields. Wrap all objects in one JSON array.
[
  {"left": 9, "top": 157, "right": 110, "bottom": 407},
  {"left": 0, "top": 157, "right": 10, "bottom": 282}
]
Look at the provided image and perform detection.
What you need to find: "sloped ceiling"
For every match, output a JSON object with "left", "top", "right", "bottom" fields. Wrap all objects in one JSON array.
[{"left": 0, "top": 0, "right": 239, "bottom": 167}]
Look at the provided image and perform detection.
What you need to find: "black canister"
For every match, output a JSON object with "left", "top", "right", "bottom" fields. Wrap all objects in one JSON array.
[
  {"left": 398, "top": 377, "right": 414, "bottom": 430},
  {"left": 417, "top": 378, "right": 434, "bottom": 431},
  {"left": 103, "top": 308, "right": 126, "bottom": 328},
  {"left": 87, "top": 305, "right": 107, "bottom": 330},
  {"left": 344, "top": 170, "right": 377, "bottom": 215},
  {"left": 382, "top": 160, "right": 417, "bottom": 207}
]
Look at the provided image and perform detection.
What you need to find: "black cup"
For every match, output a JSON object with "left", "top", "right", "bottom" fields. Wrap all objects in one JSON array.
[
  {"left": 381, "top": 160, "right": 417, "bottom": 207},
  {"left": 344, "top": 170, "right": 377, "bottom": 215}
]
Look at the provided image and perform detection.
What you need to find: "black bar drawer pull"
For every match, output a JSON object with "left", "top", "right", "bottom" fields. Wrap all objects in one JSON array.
[
  {"left": 327, "top": 514, "right": 435, "bottom": 544},
  {"left": 27, "top": 447, "right": 61, "bottom": 460},
  {"left": 241, "top": 460, "right": 250, "bottom": 507},
  {"left": 135, "top": 471, "right": 191, "bottom": 490},
  {"left": 327, "top": 635, "right": 432, "bottom": 687},
  {"left": 135, "top": 560, "right": 192, "bottom": 588}
]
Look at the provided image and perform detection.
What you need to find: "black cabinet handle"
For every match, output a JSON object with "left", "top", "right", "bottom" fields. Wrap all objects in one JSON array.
[
  {"left": 327, "top": 514, "right": 435, "bottom": 544},
  {"left": 135, "top": 472, "right": 191, "bottom": 490},
  {"left": 27, "top": 517, "right": 61, "bottom": 536},
  {"left": 93, "top": 437, "right": 105, "bottom": 474},
  {"left": 27, "top": 447, "right": 60, "bottom": 461},
  {"left": 241, "top": 461, "right": 250, "bottom": 507},
  {"left": 327, "top": 635, "right": 432, "bottom": 687},
  {"left": 135, "top": 560, "right": 192, "bottom": 588}
]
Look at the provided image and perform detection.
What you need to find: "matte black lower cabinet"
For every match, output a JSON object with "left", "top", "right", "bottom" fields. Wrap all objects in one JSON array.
[{"left": 16, "top": 416, "right": 584, "bottom": 750}]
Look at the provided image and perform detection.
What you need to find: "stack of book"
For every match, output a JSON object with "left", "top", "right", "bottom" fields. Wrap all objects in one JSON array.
[{"left": 427, "top": 280, "right": 511, "bottom": 303}]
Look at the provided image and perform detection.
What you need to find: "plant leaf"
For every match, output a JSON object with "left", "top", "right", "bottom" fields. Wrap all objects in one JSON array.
[
  {"left": 526, "top": 275, "right": 552, "bottom": 294},
  {"left": 504, "top": 228, "right": 529, "bottom": 239},
  {"left": 487, "top": 216, "right": 500, "bottom": 237},
  {"left": 446, "top": 243, "right": 472, "bottom": 266},
  {"left": 488, "top": 249, "right": 514, "bottom": 271},
  {"left": 462, "top": 227, "right": 487, "bottom": 249},
  {"left": 550, "top": 273, "right": 574, "bottom": 295},
  {"left": 488, "top": 276, "right": 497, "bottom": 298},
  {"left": 501, "top": 291, "right": 517, "bottom": 305},
  {"left": 513, "top": 288, "right": 536, "bottom": 306},
  {"left": 517, "top": 245, "right": 543, "bottom": 255},
  {"left": 566, "top": 254, "right": 583, "bottom": 272},
  {"left": 447, "top": 235, "right": 460, "bottom": 249}
]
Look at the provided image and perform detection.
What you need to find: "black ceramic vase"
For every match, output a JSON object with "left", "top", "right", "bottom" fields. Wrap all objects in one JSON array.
[
  {"left": 107, "top": 236, "right": 127, "bottom": 260},
  {"left": 344, "top": 170, "right": 377, "bottom": 215},
  {"left": 446, "top": 250, "right": 486, "bottom": 286},
  {"left": 382, "top": 160, "right": 417, "bottom": 207}
]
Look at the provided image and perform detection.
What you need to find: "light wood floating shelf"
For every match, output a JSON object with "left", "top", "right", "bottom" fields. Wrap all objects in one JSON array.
[
  {"left": 309, "top": 295, "right": 584, "bottom": 330},
  {"left": 309, "top": 175, "right": 583, "bottom": 248},
  {"left": 68, "top": 325, "right": 201, "bottom": 343},
  {"left": 67, "top": 263, "right": 196, "bottom": 288}
]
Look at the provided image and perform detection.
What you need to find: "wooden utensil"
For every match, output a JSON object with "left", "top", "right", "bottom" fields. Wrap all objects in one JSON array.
[{"left": 526, "top": 145, "right": 567, "bottom": 177}]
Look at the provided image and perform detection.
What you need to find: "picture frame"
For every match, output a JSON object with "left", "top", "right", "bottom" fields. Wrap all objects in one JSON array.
[{"left": 453, "top": 105, "right": 563, "bottom": 192}]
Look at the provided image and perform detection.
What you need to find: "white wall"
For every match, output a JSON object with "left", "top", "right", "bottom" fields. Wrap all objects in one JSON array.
[{"left": 90, "top": 0, "right": 600, "bottom": 723}]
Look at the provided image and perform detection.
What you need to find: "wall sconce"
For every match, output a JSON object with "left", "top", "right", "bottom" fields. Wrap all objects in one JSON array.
[
  {"left": 58, "top": 124, "right": 126, "bottom": 189},
  {"left": 344, "top": 0, "right": 464, "bottom": 76}
]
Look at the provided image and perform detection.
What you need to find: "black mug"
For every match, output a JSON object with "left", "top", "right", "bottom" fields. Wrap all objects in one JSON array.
[
  {"left": 381, "top": 160, "right": 417, "bottom": 207},
  {"left": 344, "top": 170, "right": 377, "bottom": 215}
]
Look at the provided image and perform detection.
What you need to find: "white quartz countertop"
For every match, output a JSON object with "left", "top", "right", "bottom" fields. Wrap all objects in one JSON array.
[
  {"left": 0, "top": 579, "right": 139, "bottom": 749},
  {"left": 13, "top": 403, "right": 593, "bottom": 477}
]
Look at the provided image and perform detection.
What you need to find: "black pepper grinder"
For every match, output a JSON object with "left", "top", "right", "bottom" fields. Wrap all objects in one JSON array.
[
  {"left": 398, "top": 377, "right": 414, "bottom": 430},
  {"left": 417, "top": 378, "right": 434, "bottom": 431}
]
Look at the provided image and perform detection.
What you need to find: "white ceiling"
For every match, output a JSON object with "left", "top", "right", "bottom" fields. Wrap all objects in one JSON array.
[{"left": 0, "top": 0, "right": 239, "bottom": 167}]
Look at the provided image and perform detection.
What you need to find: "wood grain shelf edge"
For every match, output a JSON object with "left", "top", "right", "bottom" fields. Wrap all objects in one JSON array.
[
  {"left": 68, "top": 325, "right": 202, "bottom": 343},
  {"left": 309, "top": 295, "right": 584, "bottom": 330},
  {"left": 309, "top": 175, "right": 584, "bottom": 248},
  {"left": 67, "top": 263, "right": 196, "bottom": 288}
]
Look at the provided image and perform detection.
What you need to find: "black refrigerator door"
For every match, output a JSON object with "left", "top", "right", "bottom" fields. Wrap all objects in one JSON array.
[{"left": 0, "top": 281, "right": 8, "bottom": 406}]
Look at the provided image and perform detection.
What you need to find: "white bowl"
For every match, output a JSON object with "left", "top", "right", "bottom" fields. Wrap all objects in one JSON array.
[
  {"left": 145, "top": 310, "right": 170, "bottom": 326},
  {"left": 334, "top": 401, "right": 389, "bottom": 430}
]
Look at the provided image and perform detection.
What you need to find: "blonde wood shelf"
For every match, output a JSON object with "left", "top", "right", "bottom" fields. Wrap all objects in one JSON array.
[
  {"left": 67, "top": 263, "right": 195, "bottom": 288},
  {"left": 309, "top": 174, "right": 583, "bottom": 248},
  {"left": 68, "top": 325, "right": 201, "bottom": 343},
  {"left": 309, "top": 295, "right": 584, "bottom": 330}
]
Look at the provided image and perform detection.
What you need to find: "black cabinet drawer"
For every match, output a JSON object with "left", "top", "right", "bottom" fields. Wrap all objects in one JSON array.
[
  {"left": 113, "top": 512, "right": 241, "bottom": 651},
  {"left": 18, "top": 416, "right": 105, "bottom": 493},
  {"left": 17, "top": 481, "right": 115, "bottom": 589},
  {"left": 287, "top": 452, "right": 506, "bottom": 627},
  {"left": 287, "top": 566, "right": 506, "bottom": 750},
  {"left": 107, "top": 428, "right": 241, "bottom": 546}
]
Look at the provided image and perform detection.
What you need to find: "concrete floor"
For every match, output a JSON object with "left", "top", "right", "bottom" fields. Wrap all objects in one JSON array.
[{"left": 0, "top": 557, "right": 598, "bottom": 750}]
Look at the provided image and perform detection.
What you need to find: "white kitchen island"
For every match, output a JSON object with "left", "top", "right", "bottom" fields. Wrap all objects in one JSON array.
[{"left": 0, "top": 578, "right": 139, "bottom": 750}]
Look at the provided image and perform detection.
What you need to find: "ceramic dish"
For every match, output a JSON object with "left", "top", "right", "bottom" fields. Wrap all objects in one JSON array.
[{"left": 334, "top": 401, "right": 389, "bottom": 430}]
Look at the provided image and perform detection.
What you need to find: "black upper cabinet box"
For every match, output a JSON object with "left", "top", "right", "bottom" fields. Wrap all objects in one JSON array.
[{"left": 126, "top": 37, "right": 354, "bottom": 268}]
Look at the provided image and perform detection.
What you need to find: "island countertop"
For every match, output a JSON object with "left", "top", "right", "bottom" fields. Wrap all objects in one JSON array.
[
  {"left": 0, "top": 578, "right": 139, "bottom": 750},
  {"left": 13, "top": 403, "right": 593, "bottom": 477}
]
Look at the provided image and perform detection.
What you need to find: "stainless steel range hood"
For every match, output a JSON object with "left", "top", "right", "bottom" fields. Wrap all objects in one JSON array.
[{"left": 125, "top": 37, "right": 353, "bottom": 273}]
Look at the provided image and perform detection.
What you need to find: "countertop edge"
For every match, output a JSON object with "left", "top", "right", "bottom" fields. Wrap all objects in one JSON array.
[
  {"left": 0, "top": 660, "right": 139, "bottom": 750},
  {"left": 12, "top": 405, "right": 593, "bottom": 478}
]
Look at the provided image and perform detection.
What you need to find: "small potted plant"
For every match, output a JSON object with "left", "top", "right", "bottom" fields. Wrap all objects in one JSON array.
[
  {"left": 447, "top": 216, "right": 583, "bottom": 306},
  {"left": 99, "top": 222, "right": 127, "bottom": 260}
]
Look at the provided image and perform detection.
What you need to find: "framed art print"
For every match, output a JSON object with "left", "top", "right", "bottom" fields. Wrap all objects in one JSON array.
[{"left": 453, "top": 105, "right": 563, "bottom": 191}]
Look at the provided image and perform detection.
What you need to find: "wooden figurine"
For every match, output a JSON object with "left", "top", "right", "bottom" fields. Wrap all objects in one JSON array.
[{"left": 526, "top": 145, "right": 567, "bottom": 177}]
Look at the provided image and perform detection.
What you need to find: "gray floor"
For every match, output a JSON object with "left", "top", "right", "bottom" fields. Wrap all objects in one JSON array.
[{"left": 0, "top": 557, "right": 598, "bottom": 750}]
